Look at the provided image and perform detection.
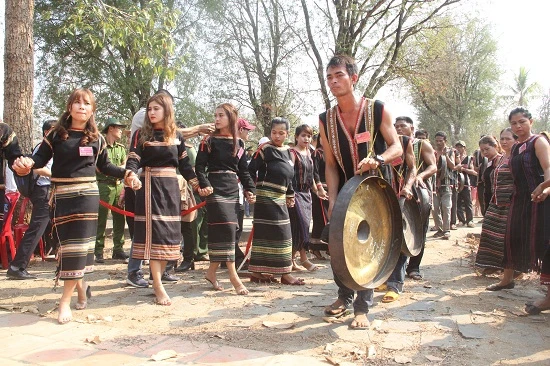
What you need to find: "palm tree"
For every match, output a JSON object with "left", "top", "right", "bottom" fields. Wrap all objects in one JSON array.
[{"left": 507, "top": 67, "right": 541, "bottom": 107}]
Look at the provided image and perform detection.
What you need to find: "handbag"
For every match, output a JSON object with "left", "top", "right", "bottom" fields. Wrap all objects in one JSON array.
[{"left": 178, "top": 175, "right": 197, "bottom": 222}]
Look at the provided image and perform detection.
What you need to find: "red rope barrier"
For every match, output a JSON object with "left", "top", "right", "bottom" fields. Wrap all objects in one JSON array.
[{"left": 99, "top": 200, "right": 206, "bottom": 218}]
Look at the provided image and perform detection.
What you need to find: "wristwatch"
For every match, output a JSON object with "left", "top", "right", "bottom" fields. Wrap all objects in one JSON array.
[{"left": 374, "top": 155, "right": 385, "bottom": 166}]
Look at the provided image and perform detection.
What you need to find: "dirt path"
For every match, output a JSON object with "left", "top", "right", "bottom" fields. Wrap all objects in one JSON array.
[{"left": 1, "top": 220, "right": 549, "bottom": 365}]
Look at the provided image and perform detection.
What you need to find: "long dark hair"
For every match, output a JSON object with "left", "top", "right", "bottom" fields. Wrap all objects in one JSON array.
[
  {"left": 55, "top": 88, "right": 99, "bottom": 145},
  {"left": 214, "top": 103, "right": 239, "bottom": 156},
  {"left": 139, "top": 93, "right": 177, "bottom": 145}
]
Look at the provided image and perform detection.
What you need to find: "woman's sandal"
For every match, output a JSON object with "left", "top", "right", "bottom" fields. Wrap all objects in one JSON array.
[
  {"left": 302, "top": 260, "right": 319, "bottom": 272},
  {"left": 382, "top": 290, "right": 399, "bottom": 303},
  {"left": 205, "top": 277, "right": 224, "bottom": 291},
  {"left": 281, "top": 276, "right": 305, "bottom": 286}
]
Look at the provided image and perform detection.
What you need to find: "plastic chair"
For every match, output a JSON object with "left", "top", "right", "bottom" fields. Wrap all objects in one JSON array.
[
  {"left": 0, "top": 191, "right": 21, "bottom": 269},
  {"left": 14, "top": 197, "right": 45, "bottom": 262}
]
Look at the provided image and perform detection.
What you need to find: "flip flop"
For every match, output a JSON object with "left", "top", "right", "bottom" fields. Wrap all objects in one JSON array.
[
  {"left": 407, "top": 272, "right": 423, "bottom": 281},
  {"left": 382, "top": 290, "right": 399, "bottom": 303},
  {"left": 324, "top": 302, "right": 348, "bottom": 316},
  {"left": 205, "top": 277, "right": 224, "bottom": 291},
  {"left": 374, "top": 283, "right": 388, "bottom": 292},
  {"left": 525, "top": 303, "right": 550, "bottom": 315},
  {"left": 302, "top": 261, "right": 319, "bottom": 272}
]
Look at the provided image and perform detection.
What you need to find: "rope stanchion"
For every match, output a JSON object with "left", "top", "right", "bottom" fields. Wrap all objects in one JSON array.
[
  {"left": 99, "top": 200, "right": 206, "bottom": 218},
  {"left": 99, "top": 200, "right": 134, "bottom": 217}
]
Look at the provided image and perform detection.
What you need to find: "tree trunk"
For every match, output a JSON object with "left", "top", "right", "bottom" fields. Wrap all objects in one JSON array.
[{"left": 4, "top": 0, "right": 34, "bottom": 153}]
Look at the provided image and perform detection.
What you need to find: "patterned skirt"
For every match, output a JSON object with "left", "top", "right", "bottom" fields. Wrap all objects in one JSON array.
[
  {"left": 504, "top": 190, "right": 545, "bottom": 273},
  {"left": 249, "top": 181, "right": 292, "bottom": 274},
  {"left": 52, "top": 182, "right": 98, "bottom": 280},
  {"left": 206, "top": 172, "right": 239, "bottom": 262},
  {"left": 310, "top": 190, "right": 328, "bottom": 251},
  {"left": 475, "top": 202, "right": 509, "bottom": 270},
  {"left": 133, "top": 167, "right": 181, "bottom": 261},
  {"left": 289, "top": 188, "right": 312, "bottom": 252}
]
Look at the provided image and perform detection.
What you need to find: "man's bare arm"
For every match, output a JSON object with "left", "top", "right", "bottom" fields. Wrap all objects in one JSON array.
[
  {"left": 178, "top": 123, "right": 215, "bottom": 139},
  {"left": 319, "top": 121, "right": 340, "bottom": 219}
]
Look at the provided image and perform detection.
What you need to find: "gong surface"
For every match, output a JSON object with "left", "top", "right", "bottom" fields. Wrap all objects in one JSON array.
[
  {"left": 329, "top": 175, "right": 402, "bottom": 291},
  {"left": 412, "top": 185, "right": 432, "bottom": 223},
  {"left": 399, "top": 197, "right": 423, "bottom": 257}
]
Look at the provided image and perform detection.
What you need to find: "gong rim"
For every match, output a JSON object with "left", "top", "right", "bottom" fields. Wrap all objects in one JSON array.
[
  {"left": 399, "top": 197, "right": 423, "bottom": 257},
  {"left": 329, "top": 175, "right": 402, "bottom": 291}
]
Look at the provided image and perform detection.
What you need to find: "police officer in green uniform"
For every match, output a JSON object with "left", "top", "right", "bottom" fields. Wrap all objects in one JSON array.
[{"left": 95, "top": 117, "right": 128, "bottom": 263}]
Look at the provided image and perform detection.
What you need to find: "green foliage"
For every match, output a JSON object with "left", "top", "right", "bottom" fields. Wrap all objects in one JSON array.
[
  {"left": 505, "top": 67, "right": 542, "bottom": 108},
  {"left": 34, "top": 0, "right": 181, "bottom": 122},
  {"left": 404, "top": 18, "right": 501, "bottom": 148}
]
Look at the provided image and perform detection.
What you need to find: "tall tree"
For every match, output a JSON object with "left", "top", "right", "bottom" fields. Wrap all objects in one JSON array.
[
  {"left": 202, "top": 0, "right": 306, "bottom": 135},
  {"left": 34, "top": 0, "right": 193, "bottom": 122},
  {"left": 538, "top": 89, "right": 550, "bottom": 132},
  {"left": 298, "top": 0, "right": 461, "bottom": 109},
  {"left": 506, "top": 66, "right": 541, "bottom": 108},
  {"left": 4, "top": 0, "right": 34, "bottom": 152},
  {"left": 405, "top": 19, "right": 500, "bottom": 145}
]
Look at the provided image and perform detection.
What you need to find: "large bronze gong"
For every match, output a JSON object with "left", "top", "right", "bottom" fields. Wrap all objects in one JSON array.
[
  {"left": 412, "top": 185, "right": 432, "bottom": 223},
  {"left": 329, "top": 175, "right": 402, "bottom": 291},
  {"left": 399, "top": 197, "right": 423, "bottom": 257}
]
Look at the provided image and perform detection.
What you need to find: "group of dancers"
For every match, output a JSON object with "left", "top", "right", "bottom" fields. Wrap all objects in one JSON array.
[{"left": 5, "top": 54, "right": 550, "bottom": 329}]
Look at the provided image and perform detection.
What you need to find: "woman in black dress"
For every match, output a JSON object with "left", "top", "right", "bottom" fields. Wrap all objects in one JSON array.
[
  {"left": 195, "top": 103, "right": 256, "bottom": 295},
  {"left": 487, "top": 107, "right": 550, "bottom": 291},
  {"left": 13, "top": 88, "right": 140, "bottom": 324},
  {"left": 248, "top": 117, "right": 304, "bottom": 285},
  {"left": 126, "top": 93, "right": 199, "bottom": 305},
  {"left": 288, "top": 125, "right": 327, "bottom": 272}
]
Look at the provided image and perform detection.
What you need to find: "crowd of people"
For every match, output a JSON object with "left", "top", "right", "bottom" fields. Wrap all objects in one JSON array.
[{"left": 2, "top": 54, "right": 550, "bottom": 327}]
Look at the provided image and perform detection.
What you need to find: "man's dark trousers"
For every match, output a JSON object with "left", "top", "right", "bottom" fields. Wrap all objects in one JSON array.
[{"left": 10, "top": 185, "right": 50, "bottom": 270}]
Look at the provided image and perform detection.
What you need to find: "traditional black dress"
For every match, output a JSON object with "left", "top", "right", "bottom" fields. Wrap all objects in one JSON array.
[
  {"left": 504, "top": 135, "right": 545, "bottom": 273},
  {"left": 126, "top": 129, "right": 198, "bottom": 261},
  {"left": 248, "top": 142, "right": 294, "bottom": 274},
  {"left": 32, "top": 129, "right": 126, "bottom": 280},
  {"left": 475, "top": 154, "right": 513, "bottom": 270},
  {"left": 310, "top": 146, "right": 329, "bottom": 251},
  {"left": 288, "top": 147, "right": 315, "bottom": 253},
  {"left": 195, "top": 135, "right": 255, "bottom": 262}
]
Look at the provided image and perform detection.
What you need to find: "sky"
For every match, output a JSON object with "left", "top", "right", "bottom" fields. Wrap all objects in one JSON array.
[{"left": 1, "top": 0, "right": 550, "bottom": 122}]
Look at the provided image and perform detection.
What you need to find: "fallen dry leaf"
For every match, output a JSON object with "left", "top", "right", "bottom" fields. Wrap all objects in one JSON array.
[
  {"left": 324, "top": 355, "right": 340, "bottom": 365},
  {"left": 426, "top": 355, "right": 444, "bottom": 362},
  {"left": 85, "top": 336, "right": 101, "bottom": 344},
  {"left": 262, "top": 321, "right": 295, "bottom": 329},
  {"left": 151, "top": 350, "right": 178, "bottom": 361},
  {"left": 211, "top": 334, "right": 226, "bottom": 340},
  {"left": 21, "top": 305, "right": 39, "bottom": 314},
  {"left": 394, "top": 355, "right": 412, "bottom": 364}
]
